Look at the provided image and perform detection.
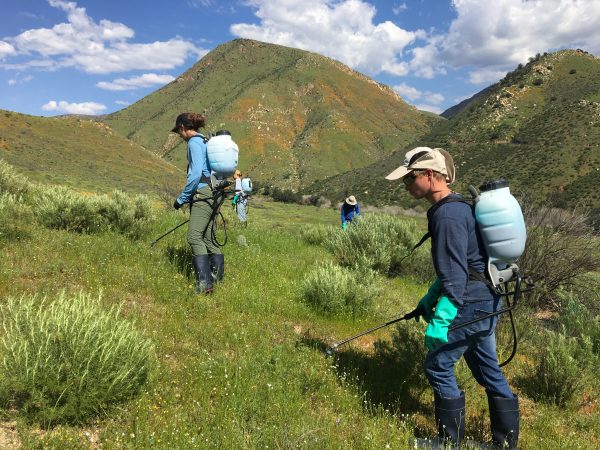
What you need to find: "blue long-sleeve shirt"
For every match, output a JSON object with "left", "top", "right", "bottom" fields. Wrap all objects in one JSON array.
[
  {"left": 176, "top": 135, "right": 211, "bottom": 205},
  {"left": 341, "top": 203, "right": 360, "bottom": 224},
  {"left": 427, "top": 194, "right": 487, "bottom": 306}
]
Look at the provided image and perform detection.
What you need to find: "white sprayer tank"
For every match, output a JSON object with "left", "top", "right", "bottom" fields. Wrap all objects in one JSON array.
[
  {"left": 473, "top": 179, "right": 526, "bottom": 270},
  {"left": 241, "top": 178, "right": 253, "bottom": 194},
  {"left": 207, "top": 130, "right": 238, "bottom": 178}
]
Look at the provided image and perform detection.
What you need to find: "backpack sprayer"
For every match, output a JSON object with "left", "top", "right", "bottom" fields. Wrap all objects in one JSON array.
[
  {"left": 326, "top": 179, "right": 536, "bottom": 365},
  {"left": 151, "top": 130, "right": 251, "bottom": 247}
]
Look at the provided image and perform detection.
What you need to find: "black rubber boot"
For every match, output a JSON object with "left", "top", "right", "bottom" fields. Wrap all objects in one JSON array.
[
  {"left": 435, "top": 391, "right": 465, "bottom": 445},
  {"left": 488, "top": 393, "right": 519, "bottom": 449},
  {"left": 409, "top": 392, "right": 465, "bottom": 449},
  {"left": 192, "top": 254, "right": 213, "bottom": 294},
  {"left": 209, "top": 253, "right": 224, "bottom": 283}
]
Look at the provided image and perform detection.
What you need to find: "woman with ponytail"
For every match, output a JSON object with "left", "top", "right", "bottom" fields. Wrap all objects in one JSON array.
[{"left": 171, "top": 112, "right": 224, "bottom": 294}]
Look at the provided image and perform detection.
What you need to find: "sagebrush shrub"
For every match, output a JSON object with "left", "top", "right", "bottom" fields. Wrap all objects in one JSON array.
[
  {"left": 33, "top": 187, "right": 153, "bottom": 237},
  {"left": 0, "top": 159, "right": 29, "bottom": 197},
  {"left": 33, "top": 185, "right": 105, "bottom": 233},
  {"left": 525, "top": 327, "right": 595, "bottom": 406},
  {"left": 300, "top": 224, "right": 336, "bottom": 246},
  {"left": 323, "top": 214, "right": 433, "bottom": 280},
  {"left": 557, "top": 289, "right": 600, "bottom": 356},
  {"left": 0, "top": 292, "right": 154, "bottom": 424},
  {"left": 0, "top": 194, "right": 33, "bottom": 241},
  {"left": 301, "top": 261, "right": 380, "bottom": 317},
  {"left": 96, "top": 190, "right": 153, "bottom": 238}
]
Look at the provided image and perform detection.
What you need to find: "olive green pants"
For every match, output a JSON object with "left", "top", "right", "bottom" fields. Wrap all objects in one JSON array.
[{"left": 188, "top": 186, "right": 222, "bottom": 256}]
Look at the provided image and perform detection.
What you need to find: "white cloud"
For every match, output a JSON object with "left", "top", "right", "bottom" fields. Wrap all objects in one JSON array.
[
  {"left": 97, "top": 73, "right": 175, "bottom": 91},
  {"left": 426, "top": 92, "right": 444, "bottom": 104},
  {"left": 230, "top": 0, "right": 422, "bottom": 76},
  {"left": 2, "top": 0, "right": 205, "bottom": 74},
  {"left": 393, "top": 82, "right": 421, "bottom": 101},
  {"left": 410, "top": 0, "right": 600, "bottom": 84},
  {"left": 415, "top": 103, "right": 443, "bottom": 114},
  {"left": 7, "top": 75, "right": 33, "bottom": 86},
  {"left": 115, "top": 100, "right": 130, "bottom": 106},
  {"left": 0, "top": 41, "right": 16, "bottom": 59},
  {"left": 468, "top": 68, "right": 507, "bottom": 85},
  {"left": 392, "top": 3, "right": 408, "bottom": 15},
  {"left": 392, "top": 82, "right": 444, "bottom": 107},
  {"left": 42, "top": 100, "right": 106, "bottom": 115}
]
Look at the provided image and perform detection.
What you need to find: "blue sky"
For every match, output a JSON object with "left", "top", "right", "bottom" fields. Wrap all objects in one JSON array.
[{"left": 1, "top": 0, "right": 600, "bottom": 116}]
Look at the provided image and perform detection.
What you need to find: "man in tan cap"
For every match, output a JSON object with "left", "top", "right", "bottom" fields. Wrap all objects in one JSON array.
[
  {"left": 340, "top": 195, "right": 360, "bottom": 230},
  {"left": 387, "top": 147, "right": 519, "bottom": 449}
]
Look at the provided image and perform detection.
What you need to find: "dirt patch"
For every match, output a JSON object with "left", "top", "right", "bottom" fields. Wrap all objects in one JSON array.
[{"left": 0, "top": 421, "right": 20, "bottom": 449}]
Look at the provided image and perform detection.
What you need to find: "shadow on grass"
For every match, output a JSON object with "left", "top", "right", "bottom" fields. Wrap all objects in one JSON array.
[
  {"left": 165, "top": 244, "right": 193, "bottom": 279},
  {"left": 299, "top": 324, "right": 431, "bottom": 416}
]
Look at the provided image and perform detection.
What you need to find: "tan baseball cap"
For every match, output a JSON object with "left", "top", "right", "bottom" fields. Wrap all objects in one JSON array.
[{"left": 385, "top": 147, "right": 455, "bottom": 184}]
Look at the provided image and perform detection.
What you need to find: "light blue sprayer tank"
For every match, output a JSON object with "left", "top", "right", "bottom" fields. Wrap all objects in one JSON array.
[
  {"left": 469, "top": 179, "right": 526, "bottom": 285},
  {"left": 207, "top": 130, "right": 239, "bottom": 178},
  {"left": 241, "top": 178, "right": 253, "bottom": 194}
]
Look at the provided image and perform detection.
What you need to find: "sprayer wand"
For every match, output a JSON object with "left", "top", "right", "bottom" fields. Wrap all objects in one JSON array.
[{"left": 325, "top": 305, "right": 424, "bottom": 357}]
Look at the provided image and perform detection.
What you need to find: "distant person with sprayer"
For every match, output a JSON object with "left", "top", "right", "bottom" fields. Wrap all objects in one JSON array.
[
  {"left": 340, "top": 195, "right": 360, "bottom": 229},
  {"left": 232, "top": 169, "right": 248, "bottom": 225},
  {"left": 171, "top": 112, "right": 224, "bottom": 295},
  {"left": 385, "top": 147, "right": 519, "bottom": 449}
]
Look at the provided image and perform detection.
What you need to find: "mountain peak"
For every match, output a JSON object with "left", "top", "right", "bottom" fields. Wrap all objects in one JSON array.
[{"left": 104, "top": 39, "right": 438, "bottom": 190}]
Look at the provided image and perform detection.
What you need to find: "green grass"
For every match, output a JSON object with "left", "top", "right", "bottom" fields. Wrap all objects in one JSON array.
[{"left": 1, "top": 197, "right": 598, "bottom": 448}]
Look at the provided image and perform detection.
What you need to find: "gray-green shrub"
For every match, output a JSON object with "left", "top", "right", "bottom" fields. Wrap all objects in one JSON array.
[
  {"left": 557, "top": 289, "right": 600, "bottom": 356},
  {"left": 0, "top": 292, "right": 154, "bottom": 424},
  {"left": 300, "top": 224, "right": 336, "bottom": 246},
  {"left": 300, "top": 261, "right": 381, "bottom": 317},
  {"left": 323, "top": 214, "right": 433, "bottom": 280},
  {"left": 33, "top": 185, "right": 104, "bottom": 233},
  {"left": 0, "top": 194, "right": 33, "bottom": 241},
  {"left": 33, "top": 187, "right": 153, "bottom": 237},
  {"left": 525, "top": 327, "right": 595, "bottom": 406},
  {"left": 95, "top": 190, "right": 153, "bottom": 238},
  {"left": 0, "top": 159, "right": 29, "bottom": 197}
]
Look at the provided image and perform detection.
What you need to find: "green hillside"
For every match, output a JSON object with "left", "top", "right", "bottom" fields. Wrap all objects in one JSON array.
[
  {"left": 103, "top": 39, "right": 440, "bottom": 190},
  {"left": 308, "top": 49, "right": 600, "bottom": 209},
  {"left": 0, "top": 110, "right": 180, "bottom": 196}
]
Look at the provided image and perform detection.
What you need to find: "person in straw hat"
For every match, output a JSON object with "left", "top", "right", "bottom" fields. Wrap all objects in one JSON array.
[
  {"left": 340, "top": 195, "right": 360, "bottom": 230},
  {"left": 386, "top": 147, "right": 519, "bottom": 449}
]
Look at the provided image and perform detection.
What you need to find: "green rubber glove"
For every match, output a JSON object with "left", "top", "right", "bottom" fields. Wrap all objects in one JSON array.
[
  {"left": 424, "top": 296, "right": 458, "bottom": 351},
  {"left": 341, "top": 222, "right": 347, "bottom": 230},
  {"left": 415, "top": 278, "right": 442, "bottom": 323}
]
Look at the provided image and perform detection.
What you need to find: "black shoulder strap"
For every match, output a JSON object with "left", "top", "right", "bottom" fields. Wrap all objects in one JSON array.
[{"left": 412, "top": 195, "right": 470, "bottom": 253}]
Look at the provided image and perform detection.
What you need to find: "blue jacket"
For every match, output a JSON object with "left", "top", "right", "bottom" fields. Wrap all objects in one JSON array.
[
  {"left": 427, "top": 194, "right": 487, "bottom": 306},
  {"left": 341, "top": 203, "right": 360, "bottom": 224},
  {"left": 176, "top": 134, "right": 211, "bottom": 205}
]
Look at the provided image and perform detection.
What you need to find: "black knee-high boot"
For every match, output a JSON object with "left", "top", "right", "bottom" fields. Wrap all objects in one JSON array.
[
  {"left": 192, "top": 254, "right": 213, "bottom": 294},
  {"left": 410, "top": 392, "right": 465, "bottom": 449},
  {"left": 488, "top": 393, "right": 519, "bottom": 449},
  {"left": 435, "top": 391, "right": 465, "bottom": 445},
  {"left": 209, "top": 254, "right": 224, "bottom": 283}
]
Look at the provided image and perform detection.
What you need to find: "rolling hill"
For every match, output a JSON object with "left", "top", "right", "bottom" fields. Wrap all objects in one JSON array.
[
  {"left": 0, "top": 110, "right": 180, "bottom": 196},
  {"left": 308, "top": 49, "right": 600, "bottom": 210},
  {"left": 103, "top": 38, "right": 440, "bottom": 190}
]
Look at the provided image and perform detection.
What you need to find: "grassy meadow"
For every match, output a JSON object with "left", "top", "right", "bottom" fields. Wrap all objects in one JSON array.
[{"left": 0, "top": 179, "right": 599, "bottom": 448}]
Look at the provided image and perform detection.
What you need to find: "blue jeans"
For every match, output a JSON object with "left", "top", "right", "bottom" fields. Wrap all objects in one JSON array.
[
  {"left": 236, "top": 196, "right": 247, "bottom": 223},
  {"left": 424, "top": 281, "right": 514, "bottom": 399}
]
